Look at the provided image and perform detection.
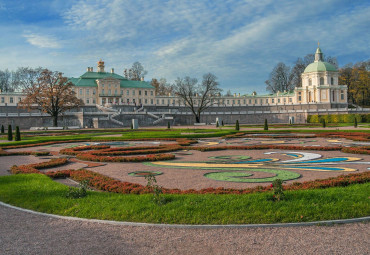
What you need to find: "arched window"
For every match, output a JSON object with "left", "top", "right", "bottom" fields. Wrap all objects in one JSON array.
[
  {"left": 320, "top": 77, "right": 324, "bottom": 85},
  {"left": 331, "top": 77, "right": 334, "bottom": 85},
  {"left": 309, "top": 78, "right": 312, "bottom": 86}
]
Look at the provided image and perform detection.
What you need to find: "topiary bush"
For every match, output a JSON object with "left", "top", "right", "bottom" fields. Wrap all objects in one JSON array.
[
  {"left": 1, "top": 125, "right": 4, "bottom": 134},
  {"left": 354, "top": 118, "right": 358, "bottom": 128},
  {"left": 15, "top": 126, "right": 21, "bottom": 141},
  {"left": 167, "top": 122, "right": 170, "bottom": 129},
  {"left": 235, "top": 120, "right": 239, "bottom": 131},
  {"left": 7, "top": 125, "right": 13, "bottom": 141},
  {"left": 264, "top": 119, "right": 268, "bottom": 130}
]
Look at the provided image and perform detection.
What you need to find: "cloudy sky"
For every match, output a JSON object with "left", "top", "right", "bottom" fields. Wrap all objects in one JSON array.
[{"left": 0, "top": 0, "right": 369, "bottom": 94}]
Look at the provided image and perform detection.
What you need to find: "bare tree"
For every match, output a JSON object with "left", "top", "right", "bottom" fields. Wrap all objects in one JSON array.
[
  {"left": 18, "top": 69, "right": 84, "bottom": 127},
  {"left": 265, "top": 63, "right": 293, "bottom": 93},
  {"left": 0, "top": 69, "right": 12, "bottom": 92},
  {"left": 124, "top": 62, "right": 148, "bottom": 81},
  {"left": 16, "top": 67, "right": 43, "bottom": 90},
  {"left": 151, "top": 77, "right": 174, "bottom": 96},
  {"left": 175, "top": 73, "right": 221, "bottom": 123}
]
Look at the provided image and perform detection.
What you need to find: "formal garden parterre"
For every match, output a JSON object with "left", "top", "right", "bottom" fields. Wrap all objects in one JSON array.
[{"left": 0, "top": 127, "right": 369, "bottom": 224}]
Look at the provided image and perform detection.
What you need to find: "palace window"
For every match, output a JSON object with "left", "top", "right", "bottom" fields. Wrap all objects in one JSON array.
[
  {"left": 79, "top": 89, "right": 82, "bottom": 95},
  {"left": 331, "top": 77, "right": 334, "bottom": 85},
  {"left": 227, "top": 100, "right": 229, "bottom": 104},
  {"left": 151, "top": 99, "right": 153, "bottom": 104},
  {"left": 254, "top": 99, "right": 257, "bottom": 104},
  {"left": 162, "top": 99, "right": 164, "bottom": 104},
  {"left": 121, "top": 90, "right": 123, "bottom": 95},
  {"left": 249, "top": 99, "right": 252, "bottom": 104},
  {"left": 309, "top": 78, "right": 312, "bottom": 86},
  {"left": 145, "top": 99, "right": 147, "bottom": 104},
  {"left": 260, "top": 99, "right": 263, "bottom": 104},
  {"left": 278, "top": 99, "right": 281, "bottom": 103},
  {"left": 86, "top": 89, "right": 89, "bottom": 95},
  {"left": 93, "top": 89, "right": 96, "bottom": 95},
  {"left": 139, "top": 90, "right": 142, "bottom": 96},
  {"left": 298, "top": 92, "right": 302, "bottom": 101},
  {"left": 272, "top": 98, "right": 274, "bottom": 103},
  {"left": 237, "top": 100, "right": 240, "bottom": 104},
  {"left": 320, "top": 77, "right": 324, "bottom": 85},
  {"left": 145, "top": 91, "right": 147, "bottom": 96},
  {"left": 10, "top": 97, "right": 13, "bottom": 103},
  {"left": 86, "top": 99, "right": 90, "bottom": 104},
  {"left": 151, "top": 91, "right": 154, "bottom": 96},
  {"left": 132, "top": 90, "right": 135, "bottom": 96},
  {"left": 243, "top": 99, "right": 246, "bottom": 104},
  {"left": 341, "top": 90, "right": 344, "bottom": 100},
  {"left": 93, "top": 98, "right": 96, "bottom": 104},
  {"left": 114, "top": 89, "right": 117, "bottom": 95},
  {"left": 266, "top": 99, "right": 268, "bottom": 104},
  {"left": 102, "top": 89, "right": 105, "bottom": 94},
  {"left": 108, "top": 89, "right": 111, "bottom": 95},
  {"left": 289, "top": 98, "right": 292, "bottom": 103},
  {"left": 127, "top": 90, "right": 129, "bottom": 96}
]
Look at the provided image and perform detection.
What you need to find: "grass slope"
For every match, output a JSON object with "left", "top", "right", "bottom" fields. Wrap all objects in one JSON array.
[{"left": 0, "top": 174, "right": 368, "bottom": 224}]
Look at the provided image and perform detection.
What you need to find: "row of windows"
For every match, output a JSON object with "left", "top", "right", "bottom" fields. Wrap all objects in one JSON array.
[
  {"left": 1, "top": 97, "right": 22, "bottom": 104},
  {"left": 308, "top": 77, "right": 335, "bottom": 86},
  {"left": 76, "top": 88, "right": 154, "bottom": 97},
  {"left": 154, "top": 97, "right": 293, "bottom": 106}
]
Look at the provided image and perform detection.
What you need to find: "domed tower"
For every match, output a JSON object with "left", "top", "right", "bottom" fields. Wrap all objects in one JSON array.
[
  {"left": 97, "top": 59, "right": 105, "bottom": 73},
  {"left": 297, "top": 44, "right": 347, "bottom": 107}
]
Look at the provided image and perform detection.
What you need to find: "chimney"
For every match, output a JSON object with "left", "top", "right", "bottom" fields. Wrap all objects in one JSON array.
[
  {"left": 111, "top": 68, "right": 114, "bottom": 74},
  {"left": 140, "top": 77, "right": 144, "bottom": 81},
  {"left": 233, "top": 93, "right": 236, "bottom": 97},
  {"left": 87, "top": 67, "right": 90, "bottom": 72},
  {"left": 238, "top": 93, "right": 240, "bottom": 97},
  {"left": 90, "top": 67, "right": 93, "bottom": 72}
]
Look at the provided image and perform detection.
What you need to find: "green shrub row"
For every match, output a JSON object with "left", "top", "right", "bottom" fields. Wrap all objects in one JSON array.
[{"left": 307, "top": 113, "right": 370, "bottom": 123}]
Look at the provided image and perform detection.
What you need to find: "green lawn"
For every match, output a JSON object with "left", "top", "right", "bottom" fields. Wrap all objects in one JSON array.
[{"left": 0, "top": 174, "right": 368, "bottom": 224}]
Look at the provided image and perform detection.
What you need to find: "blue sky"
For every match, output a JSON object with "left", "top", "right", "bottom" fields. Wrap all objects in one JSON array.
[{"left": 0, "top": 0, "right": 369, "bottom": 94}]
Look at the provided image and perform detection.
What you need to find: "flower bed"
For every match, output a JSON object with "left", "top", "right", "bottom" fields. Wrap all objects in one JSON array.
[
  {"left": 188, "top": 145, "right": 343, "bottom": 152},
  {"left": 10, "top": 158, "right": 68, "bottom": 174},
  {"left": 0, "top": 148, "right": 50, "bottom": 157},
  {"left": 76, "top": 153, "right": 175, "bottom": 162},
  {"left": 341, "top": 146, "right": 370, "bottom": 155}
]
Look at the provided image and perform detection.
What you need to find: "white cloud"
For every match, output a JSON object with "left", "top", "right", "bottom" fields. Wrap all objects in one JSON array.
[{"left": 23, "top": 33, "right": 62, "bottom": 49}]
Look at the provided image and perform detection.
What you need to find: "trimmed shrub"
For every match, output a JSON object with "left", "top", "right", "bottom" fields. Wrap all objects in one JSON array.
[
  {"left": 235, "top": 120, "right": 239, "bottom": 131},
  {"left": 216, "top": 121, "right": 219, "bottom": 128},
  {"left": 7, "top": 125, "right": 12, "bottom": 141},
  {"left": 321, "top": 118, "right": 326, "bottom": 128},
  {"left": 354, "top": 118, "right": 358, "bottom": 128},
  {"left": 167, "top": 122, "right": 170, "bottom": 129},
  {"left": 221, "top": 120, "right": 224, "bottom": 126},
  {"left": 1, "top": 125, "right": 4, "bottom": 134},
  {"left": 15, "top": 126, "right": 21, "bottom": 141},
  {"left": 264, "top": 119, "right": 268, "bottom": 130}
]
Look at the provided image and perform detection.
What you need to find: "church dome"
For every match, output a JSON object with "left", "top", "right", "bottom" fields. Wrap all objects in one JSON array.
[{"left": 304, "top": 61, "right": 338, "bottom": 73}]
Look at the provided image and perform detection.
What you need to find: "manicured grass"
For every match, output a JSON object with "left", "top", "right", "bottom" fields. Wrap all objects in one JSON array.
[
  {"left": 0, "top": 128, "right": 238, "bottom": 147},
  {"left": 0, "top": 174, "right": 368, "bottom": 224}
]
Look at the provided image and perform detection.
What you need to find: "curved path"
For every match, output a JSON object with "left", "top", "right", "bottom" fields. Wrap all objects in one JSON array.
[{"left": 0, "top": 204, "right": 369, "bottom": 255}]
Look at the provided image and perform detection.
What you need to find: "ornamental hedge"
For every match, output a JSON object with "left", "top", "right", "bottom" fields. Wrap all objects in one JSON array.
[{"left": 307, "top": 113, "right": 370, "bottom": 123}]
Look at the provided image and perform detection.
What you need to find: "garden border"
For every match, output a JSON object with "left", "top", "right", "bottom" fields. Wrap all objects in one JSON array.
[{"left": 1, "top": 201, "right": 369, "bottom": 229}]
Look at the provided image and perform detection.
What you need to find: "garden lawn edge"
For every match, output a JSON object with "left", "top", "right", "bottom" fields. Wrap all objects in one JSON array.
[{"left": 0, "top": 201, "right": 369, "bottom": 229}]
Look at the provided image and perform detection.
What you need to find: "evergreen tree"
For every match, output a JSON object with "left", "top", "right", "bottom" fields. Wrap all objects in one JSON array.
[
  {"left": 7, "top": 124, "right": 13, "bottom": 141},
  {"left": 216, "top": 121, "right": 219, "bottom": 128},
  {"left": 264, "top": 119, "right": 268, "bottom": 130},
  {"left": 235, "top": 120, "right": 240, "bottom": 131},
  {"left": 1, "top": 125, "right": 4, "bottom": 134},
  {"left": 321, "top": 119, "right": 326, "bottom": 128},
  {"left": 221, "top": 120, "right": 224, "bottom": 126},
  {"left": 167, "top": 122, "right": 170, "bottom": 129},
  {"left": 15, "top": 126, "right": 21, "bottom": 141},
  {"left": 354, "top": 117, "right": 358, "bottom": 128}
]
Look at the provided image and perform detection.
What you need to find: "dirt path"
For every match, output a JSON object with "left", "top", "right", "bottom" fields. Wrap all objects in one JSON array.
[{"left": 0, "top": 204, "right": 368, "bottom": 255}]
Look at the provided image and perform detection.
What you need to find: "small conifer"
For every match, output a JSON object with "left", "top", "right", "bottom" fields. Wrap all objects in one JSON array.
[
  {"left": 216, "top": 121, "right": 219, "bottom": 128},
  {"left": 264, "top": 119, "right": 268, "bottom": 130},
  {"left": 15, "top": 126, "right": 21, "bottom": 141},
  {"left": 7, "top": 124, "right": 13, "bottom": 141},
  {"left": 235, "top": 120, "right": 239, "bottom": 131},
  {"left": 167, "top": 121, "right": 170, "bottom": 129},
  {"left": 354, "top": 118, "right": 358, "bottom": 128},
  {"left": 1, "top": 125, "right": 4, "bottom": 134}
]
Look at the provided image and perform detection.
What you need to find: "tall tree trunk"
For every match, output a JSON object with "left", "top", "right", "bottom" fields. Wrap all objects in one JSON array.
[{"left": 53, "top": 114, "right": 58, "bottom": 127}]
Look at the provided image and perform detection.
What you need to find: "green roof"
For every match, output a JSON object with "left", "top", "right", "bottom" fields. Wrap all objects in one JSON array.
[
  {"left": 69, "top": 71, "right": 154, "bottom": 89},
  {"left": 304, "top": 61, "right": 337, "bottom": 73}
]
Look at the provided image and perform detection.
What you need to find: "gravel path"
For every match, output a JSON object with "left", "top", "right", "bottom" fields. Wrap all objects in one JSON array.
[{"left": 0, "top": 204, "right": 369, "bottom": 255}]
